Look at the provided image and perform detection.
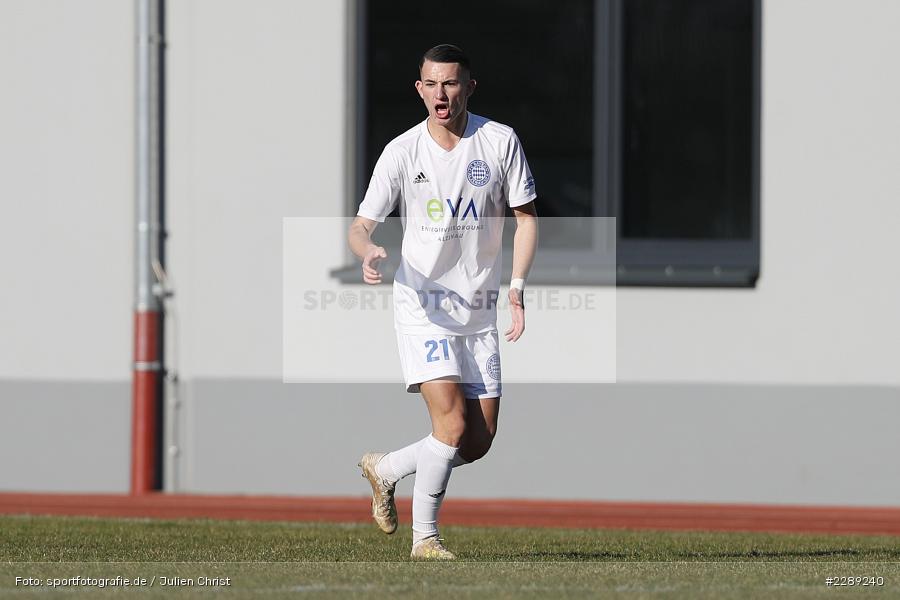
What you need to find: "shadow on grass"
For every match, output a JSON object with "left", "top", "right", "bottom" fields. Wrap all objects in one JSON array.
[
  {"left": 497, "top": 548, "right": 900, "bottom": 562},
  {"left": 500, "top": 550, "right": 631, "bottom": 561},
  {"left": 692, "top": 548, "right": 877, "bottom": 560}
]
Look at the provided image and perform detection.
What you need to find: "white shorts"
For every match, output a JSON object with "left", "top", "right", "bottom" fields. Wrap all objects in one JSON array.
[{"left": 396, "top": 330, "right": 502, "bottom": 399}]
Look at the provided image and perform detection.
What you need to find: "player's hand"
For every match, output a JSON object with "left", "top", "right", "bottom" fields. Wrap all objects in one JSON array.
[
  {"left": 362, "top": 245, "right": 387, "bottom": 284},
  {"left": 504, "top": 288, "right": 525, "bottom": 342}
]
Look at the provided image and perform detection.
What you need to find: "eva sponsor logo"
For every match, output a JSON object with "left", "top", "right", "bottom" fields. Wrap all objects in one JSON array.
[{"left": 425, "top": 197, "right": 479, "bottom": 223}]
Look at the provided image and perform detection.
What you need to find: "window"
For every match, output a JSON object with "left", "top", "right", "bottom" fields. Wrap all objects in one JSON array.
[
  {"left": 333, "top": 0, "right": 760, "bottom": 286},
  {"left": 614, "top": 0, "right": 760, "bottom": 285}
]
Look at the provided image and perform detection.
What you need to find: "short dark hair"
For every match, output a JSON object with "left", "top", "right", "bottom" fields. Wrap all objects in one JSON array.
[{"left": 419, "top": 44, "right": 471, "bottom": 78}]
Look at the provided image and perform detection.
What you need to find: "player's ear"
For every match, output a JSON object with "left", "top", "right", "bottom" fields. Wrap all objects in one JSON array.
[
  {"left": 415, "top": 80, "right": 424, "bottom": 99},
  {"left": 466, "top": 78, "right": 477, "bottom": 98}
]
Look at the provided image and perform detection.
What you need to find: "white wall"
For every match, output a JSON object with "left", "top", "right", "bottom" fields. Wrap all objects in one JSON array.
[
  {"left": 167, "top": 0, "right": 346, "bottom": 381},
  {"left": 0, "top": 0, "right": 133, "bottom": 381}
]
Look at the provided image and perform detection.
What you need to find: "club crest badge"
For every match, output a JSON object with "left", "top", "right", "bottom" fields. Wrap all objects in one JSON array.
[
  {"left": 466, "top": 160, "right": 491, "bottom": 187},
  {"left": 486, "top": 353, "right": 501, "bottom": 381}
]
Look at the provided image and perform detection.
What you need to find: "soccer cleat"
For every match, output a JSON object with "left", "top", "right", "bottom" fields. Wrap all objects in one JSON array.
[
  {"left": 410, "top": 536, "right": 456, "bottom": 560},
  {"left": 358, "top": 452, "right": 397, "bottom": 534}
]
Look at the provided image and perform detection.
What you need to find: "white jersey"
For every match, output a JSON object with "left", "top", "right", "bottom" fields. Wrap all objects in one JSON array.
[{"left": 358, "top": 112, "right": 536, "bottom": 335}]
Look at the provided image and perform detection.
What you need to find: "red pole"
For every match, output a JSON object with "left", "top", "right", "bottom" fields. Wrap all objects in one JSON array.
[
  {"left": 133, "top": 0, "right": 165, "bottom": 496},
  {"left": 131, "top": 311, "right": 160, "bottom": 495}
]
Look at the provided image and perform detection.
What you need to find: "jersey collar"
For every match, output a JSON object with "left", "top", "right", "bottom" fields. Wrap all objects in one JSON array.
[{"left": 422, "top": 112, "right": 474, "bottom": 161}]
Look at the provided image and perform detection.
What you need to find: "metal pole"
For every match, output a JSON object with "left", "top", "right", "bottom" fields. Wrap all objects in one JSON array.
[{"left": 132, "top": 0, "right": 165, "bottom": 495}]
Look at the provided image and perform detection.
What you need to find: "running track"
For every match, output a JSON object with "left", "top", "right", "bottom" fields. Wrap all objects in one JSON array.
[{"left": 2, "top": 493, "right": 900, "bottom": 536}]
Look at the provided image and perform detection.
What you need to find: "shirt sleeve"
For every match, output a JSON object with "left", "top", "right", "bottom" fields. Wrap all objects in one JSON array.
[
  {"left": 502, "top": 130, "right": 537, "bottom": 208},
  {"left": 357, "top": 147, "right": 401, "bottom": 222}
]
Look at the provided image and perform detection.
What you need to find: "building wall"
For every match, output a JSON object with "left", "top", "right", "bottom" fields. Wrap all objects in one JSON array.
[
  {"left": 0, "top": 0, "right": 133, "bottom": 493},
  {"left": 2, "top": 0, "right": 899, "bottom": 502},
  {"left": 0, "top": 0, "right": 133, "bottom": 382}
]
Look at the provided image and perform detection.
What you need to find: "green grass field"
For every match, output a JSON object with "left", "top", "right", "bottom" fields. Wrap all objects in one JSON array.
[{"left": 2, "top": 515, "right": 899, "bottom": 598}]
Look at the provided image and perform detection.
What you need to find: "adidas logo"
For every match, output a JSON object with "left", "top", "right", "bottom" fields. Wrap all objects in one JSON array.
[{"left": 413, "top": 171, "right": 430, "bottom": 184}]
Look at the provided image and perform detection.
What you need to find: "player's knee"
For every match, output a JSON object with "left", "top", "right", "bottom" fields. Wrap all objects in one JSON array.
[
  {"left": 441, "top": 416, "right": 467, "bottom": 447},
  {"left": 462, "top": 430, "right": 495, "bottom": 462}
]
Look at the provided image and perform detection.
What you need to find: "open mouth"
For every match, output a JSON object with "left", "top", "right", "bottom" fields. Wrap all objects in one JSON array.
[{"left": 435, "top": 103, "right": 449, "bottom": 119}]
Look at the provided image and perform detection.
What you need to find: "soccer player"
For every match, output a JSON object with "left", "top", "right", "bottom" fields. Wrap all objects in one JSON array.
[{"left": 348, "top": 44, "right": 538, "bottom": 560}]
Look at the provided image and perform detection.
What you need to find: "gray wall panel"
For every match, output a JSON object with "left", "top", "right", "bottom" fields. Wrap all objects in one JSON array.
[
  {"left": 180, "top": 380, "right": 900, "bottom": 506},
  {"left": 0, "top": 381, "right": 130, "bottom": 492},
  {"left": 2, "top": 378, "right": 896, "bottom": 506}
]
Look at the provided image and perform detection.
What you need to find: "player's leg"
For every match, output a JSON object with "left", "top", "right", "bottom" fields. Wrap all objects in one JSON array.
[
  {"left": 370, "top": 331, "right": 468, "bottom": 482},
  {"left": 375, "top": 437, "right": 427, "bottom": 482},
  {"left": 360, "top": 333, "right": 462, "bottom": 535},
  {"left": 421, "top": 377, "right": 467, "bottom": 446},
  {"left": 359, "top": 333, "right": 466, "bottom": 533},
  {"left": 456, "top": 330, "right": 501, "bottom": 462},
  {"left": 376, "top": 435, "right": 469, "bottom": 483},
  {"left": 458, "top": 396, "right": 500, "bottom": 463},
  {"left": 379, "top": 395, "right": 495, "bottom": 479},
  {"left": 410, "top": 377, "right": 465, "bottom": 559},
  {"left": 382, "top": 329, "right": 501, "bottom": 475}
]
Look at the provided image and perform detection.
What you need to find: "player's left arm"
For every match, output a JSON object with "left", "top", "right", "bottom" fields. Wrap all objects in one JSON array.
[{"left": 505, "top": 201, "right": 538, "bottom": 342}]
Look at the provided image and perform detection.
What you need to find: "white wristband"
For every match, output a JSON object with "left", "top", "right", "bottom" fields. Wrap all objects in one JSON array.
[{"left": 510, "top": 278, "right": 525, "bottom": 291}]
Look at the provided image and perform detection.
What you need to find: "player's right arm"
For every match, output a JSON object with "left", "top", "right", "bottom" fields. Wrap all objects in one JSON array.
[
  {"left": 348, "top": 216, "right": 388, "bottom": 285},
  {"left": 351, "top": 143, "right": 401, "bottom": 284}
]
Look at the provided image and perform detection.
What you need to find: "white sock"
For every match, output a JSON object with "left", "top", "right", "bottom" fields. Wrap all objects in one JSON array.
[
  {"left": 378, "top": 437, "right": 470, "bottom": 483},
  {"left": 377, "top": 437, "right": 426, "bottom": 483},
  {"left": 411, "top": 434, "right": 458, "bottom": 544}
]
